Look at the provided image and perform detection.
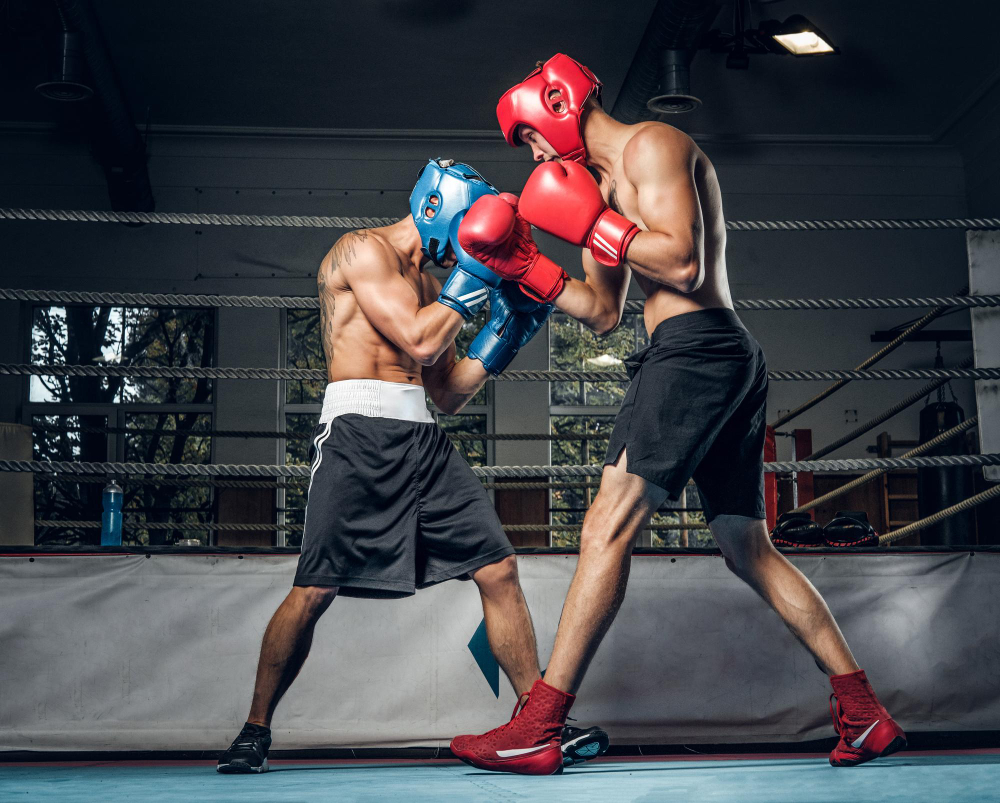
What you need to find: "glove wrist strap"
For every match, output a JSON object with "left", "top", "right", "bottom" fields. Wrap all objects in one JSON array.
[
  {"left": 522, "top": 254, "right": 568, "bottom": 303},
  {"left": 469, "top": 327, "right": 517, "bottom": 376},
  {"left": 589, "top": 209, "right": 639, "bottom": 267},
  {"left": 438, "top": 269, "right": 491, "bottom": 320}
]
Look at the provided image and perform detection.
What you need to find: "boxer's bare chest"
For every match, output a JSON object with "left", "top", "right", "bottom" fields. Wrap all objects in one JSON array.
[{"left": 599, "top": 164, "right": 645, "bottom": 232}]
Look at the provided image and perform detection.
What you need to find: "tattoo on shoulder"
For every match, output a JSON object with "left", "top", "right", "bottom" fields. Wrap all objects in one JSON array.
[
  {"left": 608, "top": 180, "right": 623, "bottom": 215},
  {"left": 330, "top": 228, "right": 371, "bottom": 270}
]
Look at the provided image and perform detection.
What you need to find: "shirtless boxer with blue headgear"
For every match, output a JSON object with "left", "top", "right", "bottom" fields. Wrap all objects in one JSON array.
[{"left": 216, "top": 158, "right": 608, "bottom": 775}]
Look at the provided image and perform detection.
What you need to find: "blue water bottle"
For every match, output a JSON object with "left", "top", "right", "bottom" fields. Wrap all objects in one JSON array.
[{"left": 101, "top": 480, "right": 123, "bottom": 546}]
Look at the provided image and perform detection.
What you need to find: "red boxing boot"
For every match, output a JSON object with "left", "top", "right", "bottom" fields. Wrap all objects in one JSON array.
[
  {"left": 451, "top": 678, "right": 574, "bottom": 775},
  {"left": 828, "top": 669, "right": 907, "bottom": 766}
]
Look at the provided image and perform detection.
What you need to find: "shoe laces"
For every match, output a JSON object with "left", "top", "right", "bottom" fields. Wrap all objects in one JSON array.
[
  {"left": 231, "top": 737, "right": 260, "bottom": 751},
  {"left": 474, "top": 692, "right": 530, "bottom": 746},
  {"left": 510, "top": 691, "right": 529, "bottom": 721},
  {"left": 829, "top": 694, "right": 845, "bottom": 737}
]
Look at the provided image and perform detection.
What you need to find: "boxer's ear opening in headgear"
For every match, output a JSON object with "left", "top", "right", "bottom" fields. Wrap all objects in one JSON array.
[
  {"left": 546, "top": 89, "right": 566, "bottom": 114},
  {"left": 496, "top": 54, "right": 602, "bottom": 164},
  {"left": 409, "top": 158, "right": 499, "bottom": 265}
]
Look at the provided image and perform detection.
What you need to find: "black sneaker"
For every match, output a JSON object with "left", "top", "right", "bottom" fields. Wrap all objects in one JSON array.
[
  {"left": 561, "top": 722, "right": 610, "bottom": 767},
  {"left": 217, "top": 723, "right": 271, "bottom": 774}
]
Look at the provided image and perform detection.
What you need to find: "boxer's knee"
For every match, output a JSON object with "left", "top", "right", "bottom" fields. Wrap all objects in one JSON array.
[
  {"left": 289, "top": 584, "right": 338, "bottom": 617},
  {"left": 712, "top": 515, "right": 773, "bottom": 579},
  {"left": 579, "top": 496, "right": 637, "bottom": 556},
  {"left": 472, "top": 554, "right": 520, "bottom": 594}
]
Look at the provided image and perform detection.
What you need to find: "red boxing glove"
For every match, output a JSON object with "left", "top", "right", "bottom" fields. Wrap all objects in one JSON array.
[
  {"left": 519, "top": 161, "right": 639, "bottom": 267},
  {"left": 457, "top": 193, "right": 568, "bottom": 303}
]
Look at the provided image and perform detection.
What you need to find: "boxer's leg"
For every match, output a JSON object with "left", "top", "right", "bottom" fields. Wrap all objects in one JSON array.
[
  {"left": 247, "top": 585, "right": 339, "bottom": 727},
  {"left": 543, "top": 449, "right": 666, "bottom": 694},
  {"left": 472, "top": 555, "right": 541, "bottom": 696},
  {"left": 711, "top": 515, "right": 858, "bottom": 674}
]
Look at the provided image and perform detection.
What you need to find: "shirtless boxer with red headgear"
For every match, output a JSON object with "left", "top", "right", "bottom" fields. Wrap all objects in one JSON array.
[{"left": 449, "top": 54, "right": 905, "bottom": 775}]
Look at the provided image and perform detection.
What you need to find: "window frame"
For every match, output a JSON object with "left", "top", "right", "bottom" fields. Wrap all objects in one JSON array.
[{"left": 22, "top": 304, "right": 220, "bottom": 545}]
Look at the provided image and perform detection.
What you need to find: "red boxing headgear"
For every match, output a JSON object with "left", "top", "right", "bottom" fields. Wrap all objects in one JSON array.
[{"left": 496, "top": 54, "right": 602, "bottom": 164}]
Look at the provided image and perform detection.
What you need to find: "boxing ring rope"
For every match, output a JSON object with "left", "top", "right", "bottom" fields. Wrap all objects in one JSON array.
[
  {"left": 27, "top": 472, "right": 611, "bottom": 492},
  {"left": 31, "top": 520, "right": 714, "bottom": 534},
  {"left": 3, "top": 206, "right": 1000, "bottom": 231},
  {"left": 768, "top": 295, "right": 961, "bottom": 429},
  {"left": 3, "top": 454, "right": 999, "bottom": 479},
  {"left": 804, "top": 357, "right": 975, "bottom": 460},
  {"left": 2, "top": 286, "right": 999, "bottom": 312},
  {"left": 879, "top": 485, "right": 1000, "bottom": 546},
  {"left": 7, "top": 210, "right": 996, "bottom": 549},
  {"left": 30, "top": 423, "right": 620, "bottom": 442},
  {"left": 1, "top": 363, "right": 994, "bottom": 383},
  {"left": 793, "top": 416, "right": 979, "bottom": 514}
]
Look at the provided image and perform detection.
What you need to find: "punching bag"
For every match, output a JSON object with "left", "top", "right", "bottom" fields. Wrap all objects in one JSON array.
[{"left": 917, "top": 401, "right": 975, "bottom": 545}]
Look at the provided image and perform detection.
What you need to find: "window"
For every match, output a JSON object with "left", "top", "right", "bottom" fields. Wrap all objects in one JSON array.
[
  {"left": 27, "top": 306, "right": 215, "bottom": 546},
  {"left": 285, "top": 308, "right": 325, "bottom": 406},
  {"left": 549, "top": 415, "right": 614, "bottom": 548},
  {"left": 32, "top": 414, "right": 108, "bottom": 546},
  {"left": 31, "top": 306, "right": 214, "bottom": 404},
  {"left": 123, "top": 413, "right": 213, "bottom": 545},
  {"left": 548, "top": 312, "right": 712, "bottom": 548},
  {"left": 550, "top": 312, "right": 648, "bottom": 407},
  {"left": 650, "top": 497, "right": 712, "bottom": 548}
]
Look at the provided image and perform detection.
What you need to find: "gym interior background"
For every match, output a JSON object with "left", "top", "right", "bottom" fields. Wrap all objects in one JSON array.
[
  {"left": 2, "top": 0, "right": 998, "bottom": 549},
  {"left": 2, "top": 0, "right": 1000, "bottom": 780}
]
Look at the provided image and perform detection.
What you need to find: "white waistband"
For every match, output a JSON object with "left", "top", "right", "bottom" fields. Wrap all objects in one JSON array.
[{"left": 319, "top": 380, "right": 434, "bottom": 424}]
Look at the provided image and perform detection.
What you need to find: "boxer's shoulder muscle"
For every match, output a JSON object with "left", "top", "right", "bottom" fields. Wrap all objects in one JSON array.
[
  {"left": 328, "top": 228, "right": 398, "bottom": 287},
  {"left": 623, "top": 124, "right": 694, "bottom": 182}
]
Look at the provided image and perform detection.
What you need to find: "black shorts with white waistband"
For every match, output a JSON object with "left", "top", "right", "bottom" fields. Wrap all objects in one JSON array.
[
  {"left": 604, "top": 308, "right": 768, "bottom": 522},
  {"left": 294, "top": 414, "right": 514, "bottom": 598}
]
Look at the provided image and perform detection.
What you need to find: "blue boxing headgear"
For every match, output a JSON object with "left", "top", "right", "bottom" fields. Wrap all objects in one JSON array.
[{"left": 409, "top": 158, "right": 498, "bottom": 266}]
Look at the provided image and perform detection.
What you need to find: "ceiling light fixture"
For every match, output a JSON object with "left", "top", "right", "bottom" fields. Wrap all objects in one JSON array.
[
  {"left": 701, "top": 2, "right": 840, "bottom": 69},
  {"left": 764, "top": 14, "right": 838, "bottom": 56}
]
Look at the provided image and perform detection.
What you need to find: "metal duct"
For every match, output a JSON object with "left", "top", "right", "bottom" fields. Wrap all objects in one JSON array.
[
  {"left": 611, "top": 0, "right": 722, "bottom": 123},
  {"left": 646, "top": 49, "right": 701, "bottom": 114},
  {"left": 52, "top": 0, "right": 154, "bottom": 215},
  {"left": 35, "top": 28, "right": 93, "bottom": 102}
]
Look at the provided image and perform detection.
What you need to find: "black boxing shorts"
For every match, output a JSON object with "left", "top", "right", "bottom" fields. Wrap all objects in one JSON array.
[
  {"left": 604, "top": 308, "right": 768, "bottom": 522},
  {"left": 294, "top": 380, "right": 514, "bottom": 598}
]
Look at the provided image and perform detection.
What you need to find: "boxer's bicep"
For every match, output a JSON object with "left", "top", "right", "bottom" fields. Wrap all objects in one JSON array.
[
  {"left": 339, "top": 238, "right": 423, "bottom": 351},
  {"left": 630, "top": 133, "right": 702, "bottom": 253}
]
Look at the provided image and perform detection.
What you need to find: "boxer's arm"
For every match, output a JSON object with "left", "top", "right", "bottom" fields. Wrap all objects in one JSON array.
[
  {"left": 552, "top": 249, "right": 630, "bottom": 335},
  {"left": 419, "top": 272, "right": 490, "bottom": 414},
  {"left": 622, "top": 128, "right": 705, "bottom": 293},
  {"left": 422, "top": 348, "right": 490, "bottom": 414},
  {"left": 336, "top": 231, "right": 464, "bottom": 365}
]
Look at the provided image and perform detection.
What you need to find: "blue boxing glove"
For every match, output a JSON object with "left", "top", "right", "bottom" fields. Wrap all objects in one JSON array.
[
  {"left": 470, "top": 280, "right": 553, "bottom": 376},
  {"left": 437, "top": 236, "right": 502, "bottom": 320}
]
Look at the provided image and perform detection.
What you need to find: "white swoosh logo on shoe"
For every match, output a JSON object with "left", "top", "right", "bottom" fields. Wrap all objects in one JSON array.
[
  {"left": 496, "top": 745, "right": 549, "bottom": 758},
  {"left": 851, "top": 720, "right": 880, "bottom": 748}
]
